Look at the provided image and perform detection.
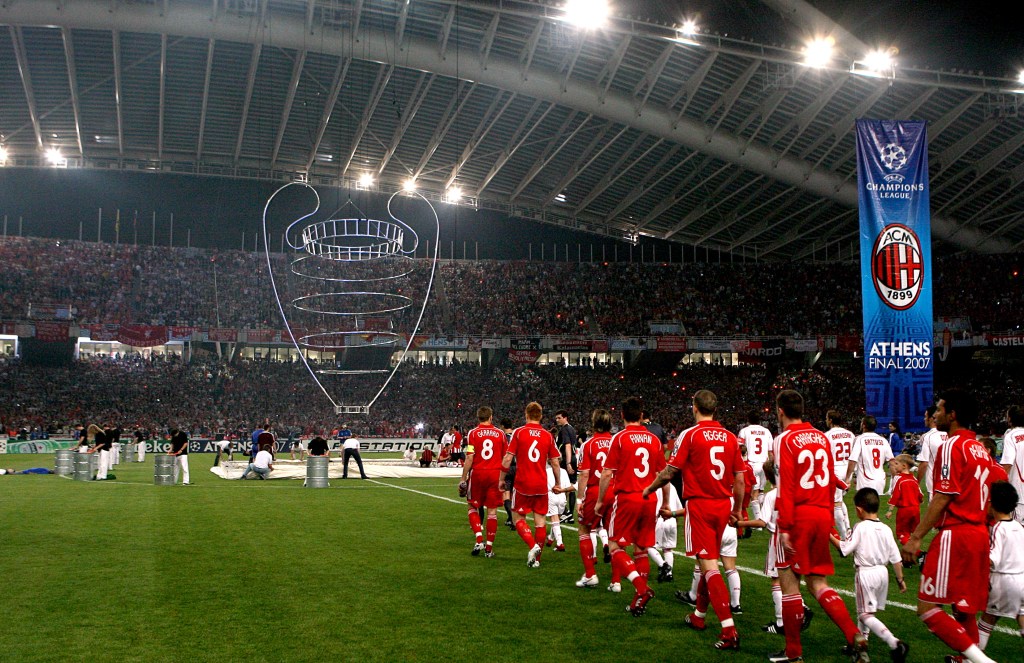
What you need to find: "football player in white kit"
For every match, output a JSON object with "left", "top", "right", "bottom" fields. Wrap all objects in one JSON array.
[
  {"left": 824, "top": 410, "right": 856, "bottom": 539},
  {"left": 915, "top": 405, "right": 948, "bottom": 501},
  {"left": 831, "top": 488, "right": 909, "bottom": 663},
  {"left": 998, "top": 405, "right": 1024, "bottom": 524},
  {"left": 846, "top": 415, "right": 893, "bottom": 494},
  {"left": 737, "top": 410, "right": 772, "bottom": 521},
  {"left": 647, "top": 481, "right": 684, "bottom": 583},
  {"left": 977, "top": 481, "right": 1024, "bottom": 650},
  {"left": 545, "top": 465, "right": 574, "bottom": 551}
]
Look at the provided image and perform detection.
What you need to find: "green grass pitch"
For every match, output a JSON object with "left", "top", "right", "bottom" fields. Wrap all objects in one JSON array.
[{"left": 1, "top": 453, "right": 1020, "bottom": 662}]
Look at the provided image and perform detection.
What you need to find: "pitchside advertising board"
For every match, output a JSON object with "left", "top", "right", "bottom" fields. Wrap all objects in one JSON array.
[{"left": 856, "top": 120, "right": 933, "bottom": 433}]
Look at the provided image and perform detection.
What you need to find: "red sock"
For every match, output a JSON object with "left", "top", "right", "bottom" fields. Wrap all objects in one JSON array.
[
  {"left": 514, "top": 519, "right": 535, "bottom": 548},
  {"left": 954, "top": 608, "right": 980, "bottom": 644},
  {"left": 635, "top": 550, "right": 650, "bottom": 581},
  {"left": 814, "top": 587, "right": 859, "bottom": 643},
  {"left": 696, "top": 573, "right": 710, "bottom": 613},
  {"left": 468, "top": 509, "right": 483, "bottom": 543},
  {"left": 922, "top": 607, "right": 975, "bottom": 653},
  {"left": 705, "top": 569, "right": 735, "bottom": 631},
  {"left": 485, "top": 515, "right": 497, "bottom": 550},
  {"left": 781, "top": 593, "right": 804, "bottom": 659},
  {"left": 580, "top": 535, "right": 597, "bottom": 577},
  {"left": 611, "top": 549, "right": 639, "bottom": 588},
  {"left": 534, "top": 527, "right": 545, "bottom": 558}
]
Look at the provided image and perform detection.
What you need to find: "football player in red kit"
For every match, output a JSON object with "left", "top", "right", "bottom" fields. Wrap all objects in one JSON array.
[
  {"left": 499, "top": 402, "right": 563, "bottom": 568},
  {"left": 645, "top": 389, "right": 744, "bottom": 650},
  {"left": 597, "top": 396, "right": 666, "bottom": 617},
  {"left": 901, "top": 389, "right": 998, "bottom": 663},
  {"left": 460, "top": 406, "right": 508, "bottom": 558},
  {"left": 770, "top": 389, "right": 868, "bottom": 663},
  {"left": 574, "top": 408, "right": 614, "bottom": 588}
]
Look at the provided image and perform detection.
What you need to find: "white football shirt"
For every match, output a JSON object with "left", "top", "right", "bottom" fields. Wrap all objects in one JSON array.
[
  {"left": 990, "top": 519, "right": 1024, "bottom": 574},
  {"left": 850, "top": 432, "right": 893, "bottom": 488},
  {"left": 998, "top": 427, "right": 1024, "bottom": 505},
  {"left": 738, "top": 424, "right": 773, "bottom": 464},
  {"left": 839, "top": 518, "right": 902, "bottom": 568}
]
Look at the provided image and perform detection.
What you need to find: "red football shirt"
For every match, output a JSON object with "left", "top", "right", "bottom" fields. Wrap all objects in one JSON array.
[
  {"left": 604, "top": 424, "right": 666, "bottom": 495},
  {"left": 669, "top": 420, "right": 744, "bottom": 500},
  {"left": 932, "top": 430, "right": 995, "bottom": 528},
  {"left": 888, "top": 472, "right": 923, "bottom": 509},
  {"left": 773, "top": 421, "right": 838, "bottom": 531},
  {"left": 465, "top": 423, "right": 507, "bottom": 472},
  {"left": 578, "top": 432, "right": 613, "bottom": 488},
  {"left": 507, "top": 422, "right": 559, "bottom": 495}
]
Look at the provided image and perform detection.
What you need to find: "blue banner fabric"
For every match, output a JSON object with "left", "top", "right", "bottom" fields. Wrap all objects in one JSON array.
[{"left": 856, "top": 120, "right": 933, "bottom": 433}]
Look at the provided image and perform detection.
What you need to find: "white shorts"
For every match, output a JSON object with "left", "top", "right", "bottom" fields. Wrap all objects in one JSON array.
[
  {"left": 856, "top": 476, "right": 886, "bottom": 496},
  {"left": 656, "top": 517, "right": 678, "bottom": 550},
  {"left": 855, "top": 565, "right": 890, "bottom": 614},
  {"left": 547, "top": 495, "right": 567, "bottom": 517},
  {"left": 748, "top": 461, "right": 766, "bottom": 491},
  {"left": 765, "top": 530, "right": 778, "bottom": 579},
  {"left": 833, "top": 462, "right": 849, "bottom": 502},
  {"left": 720, "top": 525, "right": 738, "bottom": 558},
  {"left": 986, "top": 573, "right": 1024, "bottom": 618}
]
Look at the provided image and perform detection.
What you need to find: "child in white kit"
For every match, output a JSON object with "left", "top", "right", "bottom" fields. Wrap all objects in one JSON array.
[
  {"left": 830, "top": 487, "right": 909, "bottom": 662},
  {"left": 977, "top": 481, "right": 1024, "bottom": 650}
]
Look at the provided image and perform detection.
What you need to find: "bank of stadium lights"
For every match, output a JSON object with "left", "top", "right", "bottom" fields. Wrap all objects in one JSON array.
[
  {"left": 1019, "top": 70, "right": 1024, "bottom": 84},
  {"left": 802, "top": 37, "right": 835, "bottom": 69},
  {"left": 45, "top": 147, "right": 65, "bottom": 167},
  {"left": 0, "top": 145, "right": 8, "bottom": 165},
  {"left": 562, "top": 0, "right": 610, "bottom": 30},
  {"left": 445, "top": 186, "right": 463, "bottom": 204},
  {"left": 357, "top": 173, "right": 374, "bottom": 189},
  {"left": 402, "top": 178, "right": 417, "bottom": 193}
]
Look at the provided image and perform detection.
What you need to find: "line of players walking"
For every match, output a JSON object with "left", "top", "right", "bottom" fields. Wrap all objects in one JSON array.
[{"left": 457, "top": 389, "right": 1024, "bottom": 663}]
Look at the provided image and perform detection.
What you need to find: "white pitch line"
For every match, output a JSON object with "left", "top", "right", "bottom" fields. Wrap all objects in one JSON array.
[{"left": 370, "top": 478, "right": 1019, "bottom": 636}]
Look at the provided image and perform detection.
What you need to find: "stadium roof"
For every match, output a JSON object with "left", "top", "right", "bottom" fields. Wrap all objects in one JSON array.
[{"left": 1, "top": 0, "right": 1023, "bottom": 260}]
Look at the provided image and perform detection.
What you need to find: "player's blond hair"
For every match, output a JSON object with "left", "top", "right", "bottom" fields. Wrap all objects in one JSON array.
[{"left": 525, "top": 401, "right": 543, "bottom": 422}]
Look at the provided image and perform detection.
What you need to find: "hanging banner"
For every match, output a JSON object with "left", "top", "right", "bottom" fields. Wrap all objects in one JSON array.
[
  {"left": 117, "top": 324, "right": 168, "bottom": 347},
  {"left": 508, "top": 349, "right": 540, "bottom": 364},
  {"left": 34, "top": 321, "right": 70, "bottom": 342},
  {"left": 856, "top": 120, "right": 933, "bottom": 432},
  {"left": 168, "top": 326, "right": 201, "bottom": 342},
  {"left": 208, "top": 328, "right": 238, "bottom": 343},
  {"left": 734, "top": 338, "right": 786, "bottom": 362}
]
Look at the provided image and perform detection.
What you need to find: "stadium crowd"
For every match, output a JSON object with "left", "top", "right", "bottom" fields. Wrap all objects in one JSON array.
[
  {"left": 2, "top": 349, "right": 1020, "bottom": 447},
  {"left": 2, "top": 237, "right": 1021, "bottom": 335}
]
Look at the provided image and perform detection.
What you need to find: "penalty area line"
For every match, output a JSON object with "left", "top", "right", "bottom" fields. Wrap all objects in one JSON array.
[{"left": 370, "top": 478, "right": 1018, "bottom": 635}]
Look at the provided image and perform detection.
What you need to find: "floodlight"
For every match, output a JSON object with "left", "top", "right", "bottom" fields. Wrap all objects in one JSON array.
[
  {"left": 1019, "top": 70, "right": 1024, "bottom": 84},
  {"left": 0, "top": 145, "right": 8, "bottom": 163},
  {"left": 402, "top": 178, "right": 417, "bottom": 192},
  {"left": 680, "top": 19, "right": 698, "bottom": 37},
  {"left": 564, "top": 0, "right": 609, "bottom": 30},
  {"left": 45, "top": 147, "right": 64, "bottom": 165},
  {"left": 358, "top": 173, "right": 374, "bottom": 189},
  {"left": 446, "top": 186, "right": 463, "bottom": 203},
  {"left": 803, "top": 37, "right": 835, "bottom": 68},
  {"left": 863, "top": 50, "right": 892, "bottom": 72}
]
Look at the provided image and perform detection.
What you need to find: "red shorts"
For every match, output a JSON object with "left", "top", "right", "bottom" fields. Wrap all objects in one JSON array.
[
  {"left": 895, "top": 508, "right": 920, "bottom": 545},
  {"left": 607, "top": 491, "right": 656, "bottom": 549},
  {"left": 467, "top": 469, "right": 503, "bottom": 509},
  {"left": 511, "top": 489, "right": 548, "bottom": 516},
  {"left": 578, "top": 486, "right": 605, "bottom": 530},
  {"left": 776, "top": 507, "right": 834, "bottom": 576},
  {"left": 919, "top": 524, "right": 989, "bottom": 612},
  {"left": 684, "top": 497, "right": 731, "bottom": 559}
]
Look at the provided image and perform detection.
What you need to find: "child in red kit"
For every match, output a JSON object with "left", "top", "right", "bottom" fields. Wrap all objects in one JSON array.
[{"left": 885, "top": 455, "right": 923, "bottom": 545}]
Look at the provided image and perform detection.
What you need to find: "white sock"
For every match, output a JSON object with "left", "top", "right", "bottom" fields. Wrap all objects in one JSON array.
[
  {"left": 590, "top": 531, "right": 598, "bottom": 548},
  {"left": 725, "top": 569, "right": 741, "bottom": 606},
  {"left": 647, "top": 547, "right": 665, "bottom": 568},
  {"left": 598, "top": 528, "right": 609, "bottom": 546},
  {"left": 551, "top": 521, "right": 563, "bottom": 546},
  {"left": 690, "top": 565, "right": 701, "bottom": 598},
  {"left": 962, "top": 644, "right": 996, "bottom": 663},
  {"left": 835, "top": 502, "right": 851, "bottom": 539},
  {"left": 977, "top": 619, "right": 993, "bottom": 650},
  {"left": 751, "top": 498, "right": 762, "bottom": 521},
  {"left": 861, "top": 614, "right": 899, "bottom": 648},
  {"left": 772, "top": 584, "right": 783, "bottom": 625},
  {"left": 665, "top": 549, "right": 674, "bottom": 567}
]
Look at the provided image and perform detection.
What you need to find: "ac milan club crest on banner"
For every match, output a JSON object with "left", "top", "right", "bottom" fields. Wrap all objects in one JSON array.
[{"left": 856, "top": 120, "right": 933, "bottom": 433}]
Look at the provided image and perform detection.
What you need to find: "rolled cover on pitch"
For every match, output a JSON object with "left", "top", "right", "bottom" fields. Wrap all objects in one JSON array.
[{"left": 856, "top": 120, "right": 933, "bottom": 433}]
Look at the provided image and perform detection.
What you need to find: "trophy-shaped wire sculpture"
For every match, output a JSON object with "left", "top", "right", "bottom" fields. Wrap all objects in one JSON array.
[{"left": 262, "top": 182, "right": 439, "bottom": 415}]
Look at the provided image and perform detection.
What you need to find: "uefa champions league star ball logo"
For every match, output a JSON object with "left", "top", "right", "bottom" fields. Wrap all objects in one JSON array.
[
  {"left": 880, "top": 143, "right": 907, "bottom": 171},
  {"left": 871, "top": 224, "right": 924, "bottom": 310}
]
